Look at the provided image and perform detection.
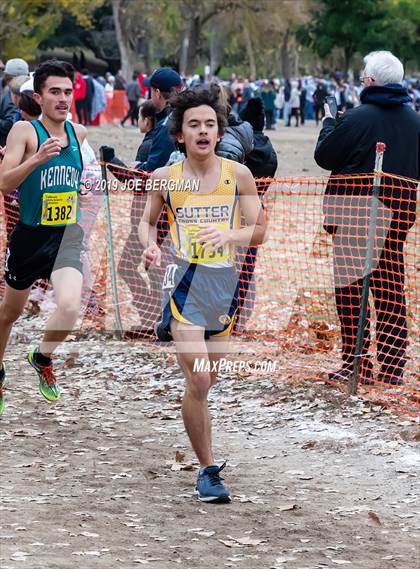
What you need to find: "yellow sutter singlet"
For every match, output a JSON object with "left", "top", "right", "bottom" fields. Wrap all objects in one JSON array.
[{"left": 165, "top": 158, "right": 240, "bottom": 268}]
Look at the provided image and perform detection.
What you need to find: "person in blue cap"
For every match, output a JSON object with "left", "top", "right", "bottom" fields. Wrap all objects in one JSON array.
[{"left": 100, "top": 67, "right": 182, "bottom": 173}]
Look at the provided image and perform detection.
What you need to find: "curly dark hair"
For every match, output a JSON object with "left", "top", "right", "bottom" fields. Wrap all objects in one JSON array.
[
  {"left": 169, "top": 86, "right": 227, "bottom": 153},
  {"left": 33, "top": 60, "right": 74, "bottom": 94}
]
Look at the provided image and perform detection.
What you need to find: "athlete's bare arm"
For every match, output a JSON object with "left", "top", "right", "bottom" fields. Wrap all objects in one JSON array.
[
  {"left": 138, "top": 166, "right": 168, "bottom": 268},
  {"left": 72, "top": 123, "right": 87, "bottom": 146},
  {"left": 197, "top": 163, "right": 267, "bottom": 251},
  {"left": 0, "top": 122, "right": 61, "bottom": 195}
]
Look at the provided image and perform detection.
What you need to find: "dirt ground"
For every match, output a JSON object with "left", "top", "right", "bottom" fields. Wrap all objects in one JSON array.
[{"left": 1, "top": 122, "right": 419, "bottom": 569}]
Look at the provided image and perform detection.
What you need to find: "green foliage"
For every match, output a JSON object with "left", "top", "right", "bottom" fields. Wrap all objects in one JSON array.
[
  {"left": 0, "top": 0, "right": 105, "bottom": 60},
  {"left": 3, "top": 0, "right": 418, "bottom": 75},
  {"left": 57, "top": 0, "right": 105, "bottom": 28},
  {"left": 381, "top": 0, "right": 420, "bottom": 65},
  {"left": 298, "top": 0, "right": 420, "bottom": 69},
  {"left": 298, "top": 0, "right": 385, "bottom": 64}
]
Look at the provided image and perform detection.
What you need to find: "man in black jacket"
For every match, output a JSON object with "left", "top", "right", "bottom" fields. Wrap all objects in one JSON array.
[
  {"left": 312, "top": 80, "right": 328, "bottom": 126},
  {"left": 314, "top": 50, "right": 419, "bottom": 386}
]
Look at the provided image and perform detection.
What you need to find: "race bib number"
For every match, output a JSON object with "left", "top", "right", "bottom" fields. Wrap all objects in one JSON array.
[
  {"left": 163, "top": 263, "right": 178, "bottom": 290},
  {"left": 41, "top": 192, "right": 77, "bottom": 226},
  {"left": 184, "top": 224, "right": 228, "bottom": 264}
]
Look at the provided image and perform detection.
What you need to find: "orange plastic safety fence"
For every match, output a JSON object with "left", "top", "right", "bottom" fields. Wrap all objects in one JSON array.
[{"left": 1, "top": 167, "right": 418, "bottom": 416}]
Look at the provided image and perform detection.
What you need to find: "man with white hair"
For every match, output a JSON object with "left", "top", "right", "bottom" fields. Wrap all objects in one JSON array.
[{"left": 314, "top": 51, "right": 420, "bottom": 386}]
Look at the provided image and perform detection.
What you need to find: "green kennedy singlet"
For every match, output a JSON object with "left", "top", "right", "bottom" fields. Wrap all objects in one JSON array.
[{"left": 18, "top": 120, "right": 83, "bottom": 227}]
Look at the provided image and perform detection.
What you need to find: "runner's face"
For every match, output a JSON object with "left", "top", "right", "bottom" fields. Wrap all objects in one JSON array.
[
  {"left": 34, "top": 76, "right": 73, "bottom": 122},
  {"left": 178, "top": 105, "right": 220, "bottom": 156}
]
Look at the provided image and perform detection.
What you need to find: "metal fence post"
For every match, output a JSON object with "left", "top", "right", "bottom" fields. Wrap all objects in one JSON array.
[
  {"left": 99, "top": 148, "right": 123, "bottom": 340},
  {"left": 348, "top": 142, "right": 386, "bottom": 395}
]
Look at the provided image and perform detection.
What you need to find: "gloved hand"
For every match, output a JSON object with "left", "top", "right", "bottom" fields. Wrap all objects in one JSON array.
[{"left": 99, "top": 145, "right": 115, "bottom": 163}]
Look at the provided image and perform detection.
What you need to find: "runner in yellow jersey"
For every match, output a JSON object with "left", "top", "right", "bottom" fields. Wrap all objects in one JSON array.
[{"left": 139, "top": 87, "right": 267, "bottom": 502}]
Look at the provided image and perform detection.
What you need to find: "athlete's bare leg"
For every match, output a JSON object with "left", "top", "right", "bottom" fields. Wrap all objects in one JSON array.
[
  {"left": 39, "top": 267, "right": 83, "bottom": 357},
  {"left": 0, "top": 284, "right": 32, "bottom": 363},
  {"left": 170, "top": 319, "right": 217, "bottom": 467},
  {"left": 206, "top": 333, "right": 230, "bottom": 387}
]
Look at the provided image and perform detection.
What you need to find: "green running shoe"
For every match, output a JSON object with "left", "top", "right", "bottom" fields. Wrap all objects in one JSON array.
[
  {"left": 27, "top": 349, "right": 60, "bottom": 402},
  {"left": 0, "top": 363, "right": 6, "bottom": 416}
]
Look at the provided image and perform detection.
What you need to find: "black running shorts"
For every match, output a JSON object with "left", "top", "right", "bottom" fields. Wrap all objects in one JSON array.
[{"left": 4, "top": 222, "right": 84, "bottom": 290}]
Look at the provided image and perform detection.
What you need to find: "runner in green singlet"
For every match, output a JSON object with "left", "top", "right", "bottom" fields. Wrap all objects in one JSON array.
[{"left": 0, "top": 60, "right": 87, "bottom": 414}]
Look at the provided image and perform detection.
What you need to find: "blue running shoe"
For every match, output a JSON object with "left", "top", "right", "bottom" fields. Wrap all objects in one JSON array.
[{"left": 195, "top": 462, "right": 231, "bottom": 503}]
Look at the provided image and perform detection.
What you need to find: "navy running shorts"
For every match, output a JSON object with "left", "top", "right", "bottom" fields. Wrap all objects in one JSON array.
[{"left": 159, "top": 257, "right": 239, "bottom": 340}]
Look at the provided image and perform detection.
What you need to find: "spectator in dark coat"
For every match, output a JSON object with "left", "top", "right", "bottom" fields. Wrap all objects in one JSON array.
[
  {"left": 314, "top": 50, "right": 420, "bottom": 386},
  {"left": 312, "top": 80, "right": 328, "bottom": 126},
  {"left": 240, "top": 97, "right": 278, "bottom": 183},
  {"left": 82, "top": 69, "right": 95, "bottom": 126},
  {"left": 234, "top": 96, "right": 278, "bottom": 332},
  {"left": 260, "top": 81, "right": 276, "bottom": 130},
  {"left": 298, "top": 80, "right": 307, "bottom": 125}
]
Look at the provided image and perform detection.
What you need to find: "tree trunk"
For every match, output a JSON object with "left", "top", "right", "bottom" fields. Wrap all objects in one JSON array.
[
  {"left": 179, "top": 26, "right": 191, "bottom": 75},
  {"left": 281, "top": 30, "right": 290, "bottom": 78},
  {"left": 179, "top": 2, "right": 193, "bottom": 75},
  {"left": 344, "top": 46, "right": 352, "bottom": 80},
  {"left": 111, "top": 0, "right": 135, "bottom": 81},
  {"left": 137, "top": 20, "right": 150, "bottom": 74},
  {"left": 209, "top": 15, "right": 223, "bottom": 75},
  {"left": 180, "top": 8, "right": 201, "bottom": 75},
  {"left": 243, "top": 22, "right": 256, "bottom": 80},
  {"left": 293, "top": 41, "right": 299, "bottom": 76},
  {"left": 187, "top": 15, "right": 200, "bottom": 74}
]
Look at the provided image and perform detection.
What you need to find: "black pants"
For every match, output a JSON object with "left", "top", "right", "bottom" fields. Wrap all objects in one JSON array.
[
  {"left": 334, "top": 234, "right": 408, "bottom": 377},
  {"left": 300, "top": 104, "right": 306, "bottom": 124},
  {"left": 265, "top": 109, "right": 274, "bottom": 129},
  {"left": 121, "top": 100, "right": 139, "bottom": 126},
  {"left": 313, "top": 105, "right": 323, "bottom": 125},
  {"left": 82, "top": 97, "right": 92, "bottom": 125},
  {"left": 75, "top": 99, "right": 85, "bottom": 125},
  {"left": 75, "top": 98, "right": 91, "bottom": 125},
  {"left": 288, "top": 108, "right": 299, "bottom": 127}
]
